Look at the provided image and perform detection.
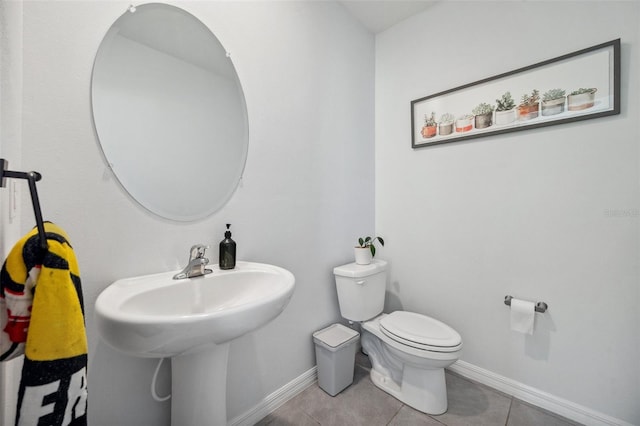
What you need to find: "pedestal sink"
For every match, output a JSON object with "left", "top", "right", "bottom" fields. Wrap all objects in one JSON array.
[{"left": 95, "top": 261, "right": 295, "bottom": 425}]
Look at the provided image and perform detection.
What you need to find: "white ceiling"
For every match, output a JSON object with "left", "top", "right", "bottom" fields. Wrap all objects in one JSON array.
[{"left": 339, "top": 1, "right": 436, "bottom": 33}]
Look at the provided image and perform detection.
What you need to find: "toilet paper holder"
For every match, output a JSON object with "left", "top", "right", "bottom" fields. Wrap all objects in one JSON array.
[{"left": 504, "top": 295, "right": 548, "bottom": 313}]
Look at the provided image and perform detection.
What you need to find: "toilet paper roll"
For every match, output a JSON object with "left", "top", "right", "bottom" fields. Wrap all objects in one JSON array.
[{"left": 510, "top": 298, "right": 536, "bottom": 334}]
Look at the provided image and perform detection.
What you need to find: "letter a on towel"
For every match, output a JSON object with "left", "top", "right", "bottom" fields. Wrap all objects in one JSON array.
[{"left": 1, "top": 223, "right": 88, "bottom": 426}]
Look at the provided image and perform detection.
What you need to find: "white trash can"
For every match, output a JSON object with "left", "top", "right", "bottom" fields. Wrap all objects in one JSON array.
[{"left": 312, "top": 323, "right": 360, "bottom": 396}]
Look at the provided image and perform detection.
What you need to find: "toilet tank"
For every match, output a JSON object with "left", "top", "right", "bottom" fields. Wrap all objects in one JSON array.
[{"left": 333, "top": 259, "right": 387, "bottom": 322}]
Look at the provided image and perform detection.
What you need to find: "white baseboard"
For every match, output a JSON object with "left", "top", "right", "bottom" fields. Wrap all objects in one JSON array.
[
  {"left": 228, "top": 366, "right": 317, "bottom": 426},
  {"left": 448, "top": 360, "right": 634, "bottom": 426},
  {"left": 228, "top": 360, "right": 633, "bottom": 426}
]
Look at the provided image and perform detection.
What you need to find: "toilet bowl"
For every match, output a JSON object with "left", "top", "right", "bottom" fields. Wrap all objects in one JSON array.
[
  {"left": 362, "top": 312, "right": 461, "bottom": 414},
  {"left": 333, "top": 260, "right": 462, "bottom": 415}
]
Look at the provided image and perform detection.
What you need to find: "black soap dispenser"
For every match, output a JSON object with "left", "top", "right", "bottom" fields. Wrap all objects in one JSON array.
[{"left": 219, "top": 224, "right": 236, "bottom": 270}]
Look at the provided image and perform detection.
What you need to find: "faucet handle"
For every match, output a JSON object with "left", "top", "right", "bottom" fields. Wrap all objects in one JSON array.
[{"left": 189, "top": 244, "right": 209, "bottom": 261}]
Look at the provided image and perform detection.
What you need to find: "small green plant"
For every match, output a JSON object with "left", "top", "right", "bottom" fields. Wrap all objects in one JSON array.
[
  {"left": 495, "top": 92, "right": 515, "bottom": 111},
  {"left": 439, "top": 113, "right": 455, "bottom": 124},
  {"left": 570, "top": 87, "right": 597, "bottom": 95},
  {"left": 472, "top": 103, "right": 495, "bottom": 116},
  {"left": 357, "top": 236, "right": 385, "bottom": 257},
  {"left": 458, "top": 114, "right": 474, "bottom": 121},
  {"left": 542, "top": 88, "right": 566, "bottom": 102},
  {"left": 519, "top": 89, "right": 540, "bottom": 106},
  {"left": 424, "top": 112, "right": 437, "bottom": 127}
]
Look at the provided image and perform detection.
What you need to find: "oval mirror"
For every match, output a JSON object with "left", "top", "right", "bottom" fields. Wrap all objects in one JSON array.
[{"left": 91, "top": 3, "right": 248, "bottom": 221}]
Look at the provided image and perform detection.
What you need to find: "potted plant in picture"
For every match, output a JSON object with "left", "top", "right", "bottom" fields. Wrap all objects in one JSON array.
[
  {"left": 438, "top": 113, "right": 455, "bottom": 136},
  {"left": 472, "top": 102, "right": 494, "bottom": 129},
  {"left": 567, "top": 87, "right": 597, "bottom": 111},
  {"left": 494, "top": 91, "right": 516, "bottom": 126},
  {"left": 541, "top": 88, "right": 566, "bottom": 116},
  {"left": 517, "top": 89, "right": 540, "bottom": 121},
  {"left": 421, "top": 112, "right": 438, "bottom": 139},
  {"left": 455, "top": 114, "right": 474, "bottom": 133},
  {"left": 354, "top": 236, "right": 384, "bottom": 265}
]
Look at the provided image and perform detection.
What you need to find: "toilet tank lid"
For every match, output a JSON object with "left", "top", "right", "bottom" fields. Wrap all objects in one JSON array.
[{"left": 334, "top": 259, "right": 387, "bottom": 278}]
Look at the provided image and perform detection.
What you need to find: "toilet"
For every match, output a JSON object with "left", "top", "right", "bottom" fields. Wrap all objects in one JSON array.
[{"left": 333, "top": 259, "right": 462, "bottom": 415}]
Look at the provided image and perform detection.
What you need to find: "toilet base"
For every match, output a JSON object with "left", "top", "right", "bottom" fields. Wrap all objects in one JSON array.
[
  {"left": 369, "top": 363, "right": 447, "bottom": 415},
  {"left": 361, "top": 314, "right": 459, "bottom": 416}
]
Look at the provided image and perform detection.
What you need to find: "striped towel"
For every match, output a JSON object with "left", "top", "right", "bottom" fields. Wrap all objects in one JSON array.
[{"left": 1, "top": 222, "right": 87, "bottom": 426}]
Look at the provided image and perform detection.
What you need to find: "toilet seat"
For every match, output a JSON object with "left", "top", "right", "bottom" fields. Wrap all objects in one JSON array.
[{"left": 380, "top": 311, "right": 462, "bottom": 352}]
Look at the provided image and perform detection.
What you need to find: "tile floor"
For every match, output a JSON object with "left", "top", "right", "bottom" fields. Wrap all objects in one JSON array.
[{"left": 257, "top": 353, "right": 581, "bottom": 426}]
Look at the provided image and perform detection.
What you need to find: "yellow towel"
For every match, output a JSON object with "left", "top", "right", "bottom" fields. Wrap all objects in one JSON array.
[{"left": 1, "top": 222, "right": 88, "bottom": 426}]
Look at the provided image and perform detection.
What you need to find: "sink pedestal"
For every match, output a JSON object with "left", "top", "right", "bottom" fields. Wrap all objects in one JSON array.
[{"left": 171, "top": 342, "right": 230, "bottom": 426}]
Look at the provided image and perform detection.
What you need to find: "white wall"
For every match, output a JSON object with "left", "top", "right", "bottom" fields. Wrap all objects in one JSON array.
[
  {"left": 0, "top": 0, "right": 24, "bottom": 423},
  {"left": 16, "top": 1, "right": 374, "bottom": 425},
  {"left": 0, "top": 0, "right": 24, "bottom": 249},
  {"left": 376, "top": 1, "right": 639, "bottom": 424}
]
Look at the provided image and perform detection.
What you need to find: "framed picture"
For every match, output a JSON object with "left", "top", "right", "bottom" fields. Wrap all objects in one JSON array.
[{"left": 411, "top": 39, "right": 620, "bottom": 149}]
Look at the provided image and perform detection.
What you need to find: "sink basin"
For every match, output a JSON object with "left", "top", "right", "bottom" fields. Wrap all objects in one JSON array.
[{"left": 95, "top": 261, "right": 295, "bottom": 358}]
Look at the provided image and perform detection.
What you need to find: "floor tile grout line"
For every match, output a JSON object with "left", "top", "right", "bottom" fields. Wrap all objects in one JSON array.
[
  {"left": 384, "top": 404, "right": 404, "bottom": 426},
  {"left": 429, "top": 413, "right": 448, "bottom": 426},
  {"left": 504, "top": 396, "right": 514, "bottom": 426}
]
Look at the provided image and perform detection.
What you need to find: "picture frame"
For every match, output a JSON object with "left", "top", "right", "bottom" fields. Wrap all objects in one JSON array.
[{"left": 411, "top": 39, "right": 620, "bottom": 149}]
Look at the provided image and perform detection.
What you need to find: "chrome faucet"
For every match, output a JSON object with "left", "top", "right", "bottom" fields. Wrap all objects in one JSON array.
[{"left": 173, "top": 244, "right": 213, "bottom": 279}]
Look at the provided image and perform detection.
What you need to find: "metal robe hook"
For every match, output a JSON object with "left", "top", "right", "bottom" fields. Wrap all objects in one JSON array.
[{"left": 0, "top": 159, "right": 49, "bottom": 252}]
